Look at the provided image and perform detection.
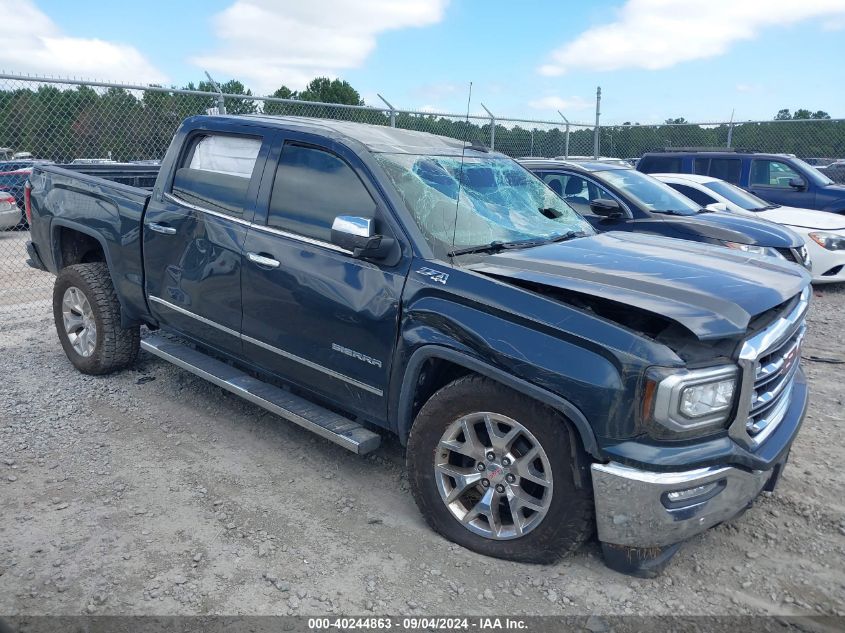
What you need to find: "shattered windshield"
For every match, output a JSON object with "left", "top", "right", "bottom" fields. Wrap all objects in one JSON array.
[{"left": 374, "top": 153, "right": 593, "bottom": 257}]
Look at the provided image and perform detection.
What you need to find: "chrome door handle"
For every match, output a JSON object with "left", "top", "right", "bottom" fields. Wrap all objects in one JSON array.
[
  {"left": 148, "top": 222, "right": 176, "bottom": 235},
  {"left": 247, "top": 252, "right": 280, "bottom": 269}
]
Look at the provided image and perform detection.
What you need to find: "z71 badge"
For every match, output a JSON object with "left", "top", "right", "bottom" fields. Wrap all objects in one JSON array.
[{"left": 416, "top": 267, "right": 449, "bottom": 285}]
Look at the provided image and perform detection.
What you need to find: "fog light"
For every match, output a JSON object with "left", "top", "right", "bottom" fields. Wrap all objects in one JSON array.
[{"left": 661, "top": 479, "right": 726, "bottom": 509}]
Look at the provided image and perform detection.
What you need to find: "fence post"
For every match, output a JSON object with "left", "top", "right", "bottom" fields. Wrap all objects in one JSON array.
[
  {"left": 204, "top": 71, "right": 226, "bottom": 115},
  {"left": 481, "top": 103, "right": 495, "bottom": 151},
  {"left": 593, "top": 86, "right": 601, "bottom": 159},
  {"left": 557, "top": 110, "right": 570, "bottom": 159},
  {"left": 377, "top": 94, "right": 396, "bottom": 127},
  {"left": 726, "top": 108, "right": 735, "bottom": 148}
]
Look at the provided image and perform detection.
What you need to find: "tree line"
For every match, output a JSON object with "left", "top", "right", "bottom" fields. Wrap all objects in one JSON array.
[{"left": 0, "top": 76, "right": 842, "bottom": 162}]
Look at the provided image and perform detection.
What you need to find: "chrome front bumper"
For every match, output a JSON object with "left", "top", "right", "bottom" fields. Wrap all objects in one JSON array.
[{"left": 591, "top": 461, "right": 780, "bottom": 548}]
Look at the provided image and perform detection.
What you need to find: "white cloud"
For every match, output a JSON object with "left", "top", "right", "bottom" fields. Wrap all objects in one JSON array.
[
  {"left": 528, "top": 96, "right": 592, "bottom": 112},
  {"left": 192, "top": 0, "right": 449, "bottom": 95},
  {"left": 539, "top": 0, "right": 845, "bottom": 76},
  {"left": 0, "top": 0, "right": 167, "bottom": 84}
]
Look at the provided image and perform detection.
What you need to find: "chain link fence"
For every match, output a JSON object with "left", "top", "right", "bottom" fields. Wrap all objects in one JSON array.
[{"left": 1, "top": 72, "right": 844, "bottom": 320}]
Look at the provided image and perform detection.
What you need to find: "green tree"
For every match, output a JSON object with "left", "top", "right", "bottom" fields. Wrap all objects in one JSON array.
[
  {"left": 775, "top": 109, "right": 792, "bottom": 120},
  {"left": 298, "top": 77, "right": 363, "bottom": 105},
  {"left": 264, "top": 85, "right": 297, "bottom": 115}
]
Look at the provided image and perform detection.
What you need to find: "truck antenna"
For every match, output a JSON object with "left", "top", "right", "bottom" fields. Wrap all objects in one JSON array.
[{"left": 450, "top": 81, "right": 473, "bottom": 264}]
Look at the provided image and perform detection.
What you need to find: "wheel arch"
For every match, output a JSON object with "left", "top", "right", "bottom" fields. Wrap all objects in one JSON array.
[{"left": 395, "top": 345, "right": 600, "bottom": 459}]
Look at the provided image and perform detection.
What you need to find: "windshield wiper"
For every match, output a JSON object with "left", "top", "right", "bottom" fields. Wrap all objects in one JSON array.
[
  {"left": 448, "top": 231, "right": 585, "bottom": 257},
  {"left": 655, "top": 209, "right": 692, "bottom": 216},
  {"left": 448, "top": 238, "right": 546, "bottom": 257}
]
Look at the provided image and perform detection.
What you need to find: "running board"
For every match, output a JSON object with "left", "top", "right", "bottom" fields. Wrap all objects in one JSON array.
[{"left": 140, "top": 334, "right": 381, "bottom": 454}]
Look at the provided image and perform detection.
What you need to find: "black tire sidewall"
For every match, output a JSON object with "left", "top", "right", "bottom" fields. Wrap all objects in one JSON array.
[
  {"left": 407, "top": 376, "right": 593, "bottom": 564},
  {"left": 53, "top": 265, "right": 109, "bottom": 374}
]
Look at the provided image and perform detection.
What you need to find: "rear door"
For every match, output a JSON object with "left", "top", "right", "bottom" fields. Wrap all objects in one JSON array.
[
  {"left": 240, "top": 132, "right": 409, "bottom": 421},
  {"left": 143, "top": 126, "right": 272, "bottom": 355}
]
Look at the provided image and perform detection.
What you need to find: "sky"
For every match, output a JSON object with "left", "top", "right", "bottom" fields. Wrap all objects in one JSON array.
[{"left": 1, "top": 0, "right": 844, "bottom": 125}]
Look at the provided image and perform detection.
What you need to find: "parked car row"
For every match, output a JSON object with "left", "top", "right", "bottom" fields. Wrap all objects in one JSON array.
[{"left": 26, "top": 115, "right": 812, "bottom": 576}]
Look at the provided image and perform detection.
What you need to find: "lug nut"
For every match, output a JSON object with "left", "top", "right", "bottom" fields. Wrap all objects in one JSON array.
[
  {"left": 495, "top": 484, "right": 505, "bottom": 493},
  {"left": 481, "top": 479, "right": 490, "bottom": 488},
  {"left": 476, "top": 463, "right": 486, "bottom": 472},
  {"left": 506, "top": 473, "right": 516, "bottom": 483},
  {"left": 502, "top": 457, "right": 511, "bottom": 467},
  {"left": 486, "top": 452, "right": 495, "bottom": 461}
]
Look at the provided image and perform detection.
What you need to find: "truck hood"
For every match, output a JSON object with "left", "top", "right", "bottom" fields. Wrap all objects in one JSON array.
[
  {"left": 759, "top": 205, "right": 845, "bottom": 231},
  {"left": 666, "top": 212, "right": 804, "bottom": 248},
  {"left": 468, "top": 231, "right": 809, "bottom": 340}
]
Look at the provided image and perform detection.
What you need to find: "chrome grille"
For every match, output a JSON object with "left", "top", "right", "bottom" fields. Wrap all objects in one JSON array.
[
  {"left": 732, "top": 286, "right": 810, "bottom": 448},
  {"left": 746, "top": 325, "right": 804, "bottom": 439}
]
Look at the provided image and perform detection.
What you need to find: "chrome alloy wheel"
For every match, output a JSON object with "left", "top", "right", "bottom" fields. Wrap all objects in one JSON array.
[
  {"left": 434, "top": 412, "right": 553, "bottom": 540},
  {"left": 61, "top": 286, "right": 97, "bottom": 357}
]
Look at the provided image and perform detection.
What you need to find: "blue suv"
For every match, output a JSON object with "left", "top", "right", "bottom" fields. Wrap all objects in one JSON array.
[{"left": 638, "top": 151, "right": 845, "bottom": 214}]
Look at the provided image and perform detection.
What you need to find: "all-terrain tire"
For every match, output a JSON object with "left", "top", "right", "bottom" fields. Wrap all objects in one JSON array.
[
  {"left": 407, "top": 374, "right": 594, "bottom": 564},
  {"left": 53, "top": 263, "right": 140, "bottom": 375}
]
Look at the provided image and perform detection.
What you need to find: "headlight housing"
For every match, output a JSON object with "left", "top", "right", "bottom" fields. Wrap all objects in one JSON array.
[
  {"left": 644, "top": 365, "right": 739, "bottom": 439},
  {"left": 722, "top": 241, "right": 784, "bottom": 259},
  {"left": 808, "top": 231, "right": 845, "bottom": 251}
]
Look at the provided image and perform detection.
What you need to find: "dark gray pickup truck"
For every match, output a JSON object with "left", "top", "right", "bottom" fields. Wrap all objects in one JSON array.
[{"left": 26, "top": 115, "right": 811, "bottom": 575}]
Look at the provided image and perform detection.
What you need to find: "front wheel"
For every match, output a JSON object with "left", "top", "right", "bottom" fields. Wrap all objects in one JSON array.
[
  {"left": 407, "top": 375, "right": 594, "bottom": 563},
  {"left": 53, "top": 263, "right": 140, "bottom": 375}
]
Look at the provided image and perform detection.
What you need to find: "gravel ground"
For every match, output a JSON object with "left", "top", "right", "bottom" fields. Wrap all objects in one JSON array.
[{"left": 1, "top": 262, "right": 844, "bottom": 617}]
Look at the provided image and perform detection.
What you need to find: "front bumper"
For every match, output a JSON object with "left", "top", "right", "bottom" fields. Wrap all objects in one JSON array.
[{"left": 592, "top": 368, "right": 806, "bottom": 549}]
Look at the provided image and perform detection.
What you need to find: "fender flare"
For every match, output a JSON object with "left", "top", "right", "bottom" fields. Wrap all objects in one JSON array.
[
  {"left": 49, "top": 218, "right": 135, "bottom": 325},
  {"left": 396, "top": 345, "right": 600, "bottom": 458}
]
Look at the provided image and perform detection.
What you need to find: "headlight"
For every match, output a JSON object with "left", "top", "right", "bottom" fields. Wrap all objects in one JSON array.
[
  {"left": 808, "top": 232, "right": 845, "bottom": 251},
  {"left": 644, "top": 365, "right": 739, "bottom": 438},
  {"left": 722, "top": 241, "right": 784, "bottom": 259}
]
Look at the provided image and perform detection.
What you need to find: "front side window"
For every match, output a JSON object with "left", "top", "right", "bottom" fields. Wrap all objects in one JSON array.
[
  {"left": 538, "top": 172, "right": 615, "bottom": 215},
  {"left": 172, "top": 134, "right": 261, "bottom": 217},
  {"left": 750, "top": 160, "right": 800, "bottom": 188},
  {"left": 598, "top": 169, "right": 702, "bottom": 215},
  {"left": 375, "top": 154, "right": 593, "bottom": 255},
  {"left": 704, "top": 180, "right": 772, "bottom": 210},
  {"left": 268, "top": 144, "right": 377, "bottom": 242}
]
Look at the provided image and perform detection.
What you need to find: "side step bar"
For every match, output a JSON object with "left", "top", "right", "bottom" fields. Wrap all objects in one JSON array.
[{"left": 140, "top": 334, "right": 381, "bottom": 455}]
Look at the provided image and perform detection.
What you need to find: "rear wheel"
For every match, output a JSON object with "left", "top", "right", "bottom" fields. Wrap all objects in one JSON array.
[
  {"left": 407, "top": 375, "right": 594, "bottom": 563},
  {"left": 53, "top": 263, "right": 140, "bottom": 375}
]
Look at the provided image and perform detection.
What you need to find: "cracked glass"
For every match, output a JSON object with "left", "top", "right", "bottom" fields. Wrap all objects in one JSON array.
[{"left": 375, "top": 153, "right": 593, "bottom": 257}]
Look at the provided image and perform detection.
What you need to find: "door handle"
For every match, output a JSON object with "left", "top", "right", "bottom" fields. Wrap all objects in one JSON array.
[
  {"left": 148, "top": 222, "right": 177, "bottom": 235},
  {"left": 247, "top": 252, "right": 280, "bottom": 269}
]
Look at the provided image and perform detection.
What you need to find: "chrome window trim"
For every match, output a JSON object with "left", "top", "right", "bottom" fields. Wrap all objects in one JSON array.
[
  {"left": 162, "top": 192, "right": 353, "bottom": 255},
  {"left": 148, "top": 296, "right": 382, "bottom": 397},
  {"left": 163, "top": 192, "right": 251, "bottom": 227}
]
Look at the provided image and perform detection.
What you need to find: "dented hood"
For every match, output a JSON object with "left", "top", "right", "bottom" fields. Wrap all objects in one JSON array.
[{"left": 469, "top": 231, "right": 810, "bottom": 340}]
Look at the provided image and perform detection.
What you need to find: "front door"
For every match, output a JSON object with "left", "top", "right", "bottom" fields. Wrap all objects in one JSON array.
[
  {"left": 143, "top": 129, "right": 270, "bottom": 355},
  {"left": 748, "top": 158, "right": 815, "bottom": 208},
  {"left": 240, "top": 135, "right": 408, "bottom": 422}
]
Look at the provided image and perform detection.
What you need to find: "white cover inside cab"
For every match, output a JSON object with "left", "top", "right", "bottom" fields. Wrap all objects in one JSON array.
[{"left": 189, "top": 135, "right": 261, "bottom": 178}]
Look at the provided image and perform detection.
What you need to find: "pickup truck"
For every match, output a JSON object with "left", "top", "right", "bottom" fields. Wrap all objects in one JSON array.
[
  {"left": 26, "top": 115, "right": 811, "bottom": 576},
  {"left": 637, "top": 150, "right": 845, "bottom": 214}
]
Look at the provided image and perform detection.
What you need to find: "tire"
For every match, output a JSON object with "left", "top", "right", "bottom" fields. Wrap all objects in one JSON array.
[
  {"left": 53, "top": 263, "right": 140, "bottom": 375},
  {"left": 407, "top": 375, "right": 594, "bottom": 564}
]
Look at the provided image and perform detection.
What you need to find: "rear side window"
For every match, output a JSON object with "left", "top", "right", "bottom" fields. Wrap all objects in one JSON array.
[
  {"left": 172, "top": 134, "right": 262, "bottom": 217},
  {"left": 708, "top": 158, "right": 741, "bottom": 184},
  {"left": 267, "top": 143, "right": 376, "bottom": 243},
  {"left": 639, "top": 156, "right": 681, "bottom": 174},
  {"left": 668, "top": 183, "right": 716, "bottom": 206}
]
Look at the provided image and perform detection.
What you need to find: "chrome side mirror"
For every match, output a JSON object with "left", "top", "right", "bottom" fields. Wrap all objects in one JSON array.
[{"left": 330, "top": 215, "right": 395, "bottom": 261}]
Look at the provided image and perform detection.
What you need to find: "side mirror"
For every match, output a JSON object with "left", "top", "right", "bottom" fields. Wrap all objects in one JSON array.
[
  {"left": 705, "top": 202, "right": 728, "bottom": 212},
  {"left": 330, "top": 215, "right": 395, "bottom": 260},
  {"left": 590, "top": 198, "right": 623, "bottom": 218},
  {"left": 788, "top": 177, "right": 807, "bottom": 190}
]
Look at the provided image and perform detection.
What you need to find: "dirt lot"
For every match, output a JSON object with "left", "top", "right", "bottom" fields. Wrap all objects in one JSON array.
[{"left": 1, "top": 245, "right": 844, "bottom": 617}]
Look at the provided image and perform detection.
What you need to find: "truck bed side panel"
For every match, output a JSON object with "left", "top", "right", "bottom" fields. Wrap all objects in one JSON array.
[{"left": 29, "top": 165, "right": 152, "bottom": 324}]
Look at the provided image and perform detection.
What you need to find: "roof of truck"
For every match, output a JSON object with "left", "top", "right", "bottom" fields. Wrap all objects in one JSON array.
[{"left": 221, "top": 114, "right": 484, "bottom": 155}]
